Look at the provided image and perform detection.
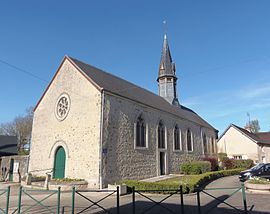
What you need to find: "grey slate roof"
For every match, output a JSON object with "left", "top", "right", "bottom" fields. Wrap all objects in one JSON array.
[
  {"left": 158, "top": 35, "right": 176, "bottom": 79},
  {"left": 68, "top": 56, "right": 216, "bottom": 131},
  {"left": 0, "top": 135, "right": 18, "bottom": 156}
]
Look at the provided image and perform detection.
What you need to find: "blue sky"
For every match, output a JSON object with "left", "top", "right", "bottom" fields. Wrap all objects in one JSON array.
[{"left": 0, "top": 0, "right": 270, "bottom": 134}]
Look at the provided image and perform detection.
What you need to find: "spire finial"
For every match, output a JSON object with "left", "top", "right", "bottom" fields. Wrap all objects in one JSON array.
[{"left": 163, "top": 19, "right": 167, "bottom": 39}]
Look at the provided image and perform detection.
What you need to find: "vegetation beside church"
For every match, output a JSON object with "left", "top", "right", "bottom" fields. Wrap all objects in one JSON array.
[
  {"left": 122, "top": 168, "right": 243, "bottom": 194},
  {"left": 0, "top": 107, "right": 33, "bottom": 155}
]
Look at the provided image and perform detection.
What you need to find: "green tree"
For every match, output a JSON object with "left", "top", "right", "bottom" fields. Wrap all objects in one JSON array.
[{"left": 245, "top": 119, "right": 260, "bottom": 133}]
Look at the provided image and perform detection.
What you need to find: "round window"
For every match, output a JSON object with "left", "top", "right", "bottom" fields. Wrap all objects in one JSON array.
[{"left": 55, "top": 93, "right": 70, "bottom": 121}]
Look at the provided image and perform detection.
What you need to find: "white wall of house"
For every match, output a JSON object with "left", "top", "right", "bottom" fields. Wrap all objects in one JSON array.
[{"left": 217, "top": 126, "right": 259, "bottom": 162}]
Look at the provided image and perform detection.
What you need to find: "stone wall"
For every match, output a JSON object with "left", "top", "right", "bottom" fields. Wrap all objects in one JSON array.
[
  {"left": 101, "top": 92, "right": 216, "bottom": 186},
  {"left": 29, "top": 59, "right": 101, "bottom": 188},
  {"left": 0, "top": 155, "right": 29, "bottom": 182}
]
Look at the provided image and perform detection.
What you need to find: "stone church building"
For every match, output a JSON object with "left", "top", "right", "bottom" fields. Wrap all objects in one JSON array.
[{"left": 29, "top": 35, "right": 217, "bottom": 188}]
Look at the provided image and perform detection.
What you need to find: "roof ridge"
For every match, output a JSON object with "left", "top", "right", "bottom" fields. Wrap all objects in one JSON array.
[{"left": 65, "top": 56, "right": 216, "bottom": 131}]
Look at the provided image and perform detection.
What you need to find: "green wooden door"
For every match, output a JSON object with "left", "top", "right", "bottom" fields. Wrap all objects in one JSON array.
[
  {"left": 9, "top": 159, "right": 14, "bottom": 181},
  {"left": 53, "top": 147, "right": 66, "bottom": 179}
]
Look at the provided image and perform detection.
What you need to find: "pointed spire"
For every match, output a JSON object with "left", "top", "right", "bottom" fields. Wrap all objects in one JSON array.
[
  {"left": 157, "top": 31, "right": 180, "bottom": 106},
  {"left": 158, "top": 34, "right": 176, "bottom": 80}
]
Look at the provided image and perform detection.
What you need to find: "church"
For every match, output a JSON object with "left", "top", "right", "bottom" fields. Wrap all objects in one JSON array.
[{"left": 28, "top": 35, "right": 217, "bottom": 188}]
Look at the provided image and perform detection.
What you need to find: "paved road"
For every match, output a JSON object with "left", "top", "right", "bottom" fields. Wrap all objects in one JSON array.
[{"left": 0, "top": 176, "right": 269, "bottom": 213}]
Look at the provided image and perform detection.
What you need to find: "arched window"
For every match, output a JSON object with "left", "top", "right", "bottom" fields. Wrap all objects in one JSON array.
[
  {"left": 174, "top": 125, "right": 181, "bottom": 150},
  {"left": 158, "top": 121, "right": 165, "bottom": 148},
  {"left": 203, "top": 134, "right": 207, "bottom": 154},
  {"left": 187, "top": 129, "right": 193, "bottom": 152},
  {"left": 211, "top": 137, "right": 215, "bottom": 153},
  {"left": 136, "top": 115, "right": 146, "bottom": 147}
]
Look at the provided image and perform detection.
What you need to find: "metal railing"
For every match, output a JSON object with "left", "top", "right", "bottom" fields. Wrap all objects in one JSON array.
[
  {"left": 0, "top": 187, "right": 10, "bottom": 214},
  {"left": 196, "top": 183, "right": 248, "bottom": 214},
  {"left": 132, "top": 185, "right": 185, "bottom": 214},
  {"left": 71, "top": 186, "right": 120, "bottom": 214},
  {"left": 17, "top": 186, "right": 61, "bottom": 214}
]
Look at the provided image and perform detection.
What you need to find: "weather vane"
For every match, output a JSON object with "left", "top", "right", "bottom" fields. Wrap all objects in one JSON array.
[{"left": 163, "top": 19, "right": 167, "bottom": 37}]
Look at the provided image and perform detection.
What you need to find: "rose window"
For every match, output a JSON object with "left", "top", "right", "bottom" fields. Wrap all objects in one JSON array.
[{"left": 55, "top": 94, "right": 70, "bottom": 121}]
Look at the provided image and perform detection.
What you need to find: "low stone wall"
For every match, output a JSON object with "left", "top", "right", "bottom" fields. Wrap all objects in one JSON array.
[
  {"left": 0, "top": 155, "right": 29, "bottom": 182},
  {"left": 245, "top": 182, "right": 270, "bottom": 193}
]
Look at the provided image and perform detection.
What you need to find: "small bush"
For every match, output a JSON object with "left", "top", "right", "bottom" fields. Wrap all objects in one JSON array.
[
  {"left": 217, "top": 153, "right": 227, "bottom": 162},
  {"left": 203, "top": 157, "right": 218, "bottom": 171},
  {"left": 181, "top": 161, "right": 211, "bottom": 175},
  {"left": 233, "top": 159, "right": 254, "bottom": 169},
  {"left": 221, "top": 158, "right": 254, "bottom": 170},
  {"left": 222, "top": 157, "right": 234, "bottom": 169},
  {"left": 32, "top": 176, "right": 46, "bottom": 182}
]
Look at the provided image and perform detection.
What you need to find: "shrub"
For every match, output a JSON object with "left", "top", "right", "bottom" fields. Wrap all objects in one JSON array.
[
  {"left": 221, "top": 158, "right": 254, "bottom": 170},
  {"left": 121, "top": 168, "right": 243, "bottom": 194},
  {"left": 222, "top": 157, "right": 234, "bottom": 169},
  {"left": 181, "top": 161, "right": 211, "bottom": 175},
  {"left": 203, "top": 157, "right": 218, "bottom": 171},
  {"left": 233, "top": 159, "right": 254, "bottom": 169},
  {"left": 217, "top": 153, "right": 227, "bottom": 162}
]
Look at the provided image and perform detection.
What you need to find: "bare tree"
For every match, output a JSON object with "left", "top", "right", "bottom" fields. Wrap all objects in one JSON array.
[{"left": 0, "top": 107, "right": 33, "bottom": 154}]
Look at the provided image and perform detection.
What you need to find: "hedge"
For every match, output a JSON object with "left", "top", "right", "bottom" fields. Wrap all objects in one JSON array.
[
  {"left": 121, "top": 168, "right": 243, "bottom": 194},
  {"left": 233, "top": 159, "right": 254, "bottom": 169},
  {"left": 222, "top": 158, "right": 254, "bottom": 170},
  {"left": 181, "top": 161, "right": 211, "bottom": 175}
]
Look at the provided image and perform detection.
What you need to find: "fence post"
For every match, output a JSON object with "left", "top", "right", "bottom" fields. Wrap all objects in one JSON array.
[
  {"left": 17, "top": 186, "right": 22, "bottom": 214},
  {"left": 116, "top": 186, "right": 120, "bottom": 214},
  {"left": 196, "top": 186, "right": 201, "bottom": 214},
  {"left": 71, "top": 186, "right": 75, "bottom": 214},
  {"left": 5, "top": 186, "right": 10, "bottom": 214},
  {"left": 132, "top": 186, "right": 135, "bottom": 214},
  {"left": 57, "top": 187, "right": 61, "bottom": 214},
  {"left": 241, "top": 182, "right": 248, "bottom": 214},
  {"left": 180, "top": 185, "right": 184, "bottom": 214}
]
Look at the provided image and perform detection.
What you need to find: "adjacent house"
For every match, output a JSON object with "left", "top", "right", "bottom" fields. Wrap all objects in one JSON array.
[
  {"left": 217, "top": 124, "right": 270, "bottom": 163},
  {"left": 28, "top": 35, "right": 217, "bottom": 188},
  {"left": 0, "top": 135, "right": 18, "bottom": 181},
  {"left": 0, "top": 135, "right": 17, "bottom": 157}
]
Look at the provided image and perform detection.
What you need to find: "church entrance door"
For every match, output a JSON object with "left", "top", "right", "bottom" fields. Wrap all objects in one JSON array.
[
  {"left": 159, "top": 152, "right": 165, "bottom": 175},
  {"left": 53, "top": 147, "right": 66, "bottom": 179}
]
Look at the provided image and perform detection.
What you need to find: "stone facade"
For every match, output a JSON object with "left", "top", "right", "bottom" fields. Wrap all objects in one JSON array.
[
  {"left": 101, "top": 92, "right": 216, "bottom": 186},
  {"left": 29, "top": 60, "right": 101, "bottom": 188},
  {"left": 29, "top": 54, "right": 217, "bottom": 188}
]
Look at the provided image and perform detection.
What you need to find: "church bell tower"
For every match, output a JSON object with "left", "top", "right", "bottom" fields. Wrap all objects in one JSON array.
[{"left": 157, "top": 34, "right": 180, "bottom": 106}]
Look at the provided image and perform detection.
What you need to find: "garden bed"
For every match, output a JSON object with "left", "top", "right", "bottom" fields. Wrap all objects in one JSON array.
[{"left": 245, "top": 178, "right": 270, "bottom": 193}]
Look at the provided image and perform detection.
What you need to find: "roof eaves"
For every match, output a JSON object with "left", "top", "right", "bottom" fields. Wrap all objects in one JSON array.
[
  {"left": 231, "top": 124, "right": 258, "bottom": 143},
  {"left": 66, "top": 56, "right": 103, "bottom": 92},
  {"left": 33, "top": 56, "right": 67, "bottom": 112}
]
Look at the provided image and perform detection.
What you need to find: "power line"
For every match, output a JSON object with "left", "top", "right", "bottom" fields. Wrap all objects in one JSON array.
[{"left": 0, "top": 59, "right": 48, "bottom": 83}]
